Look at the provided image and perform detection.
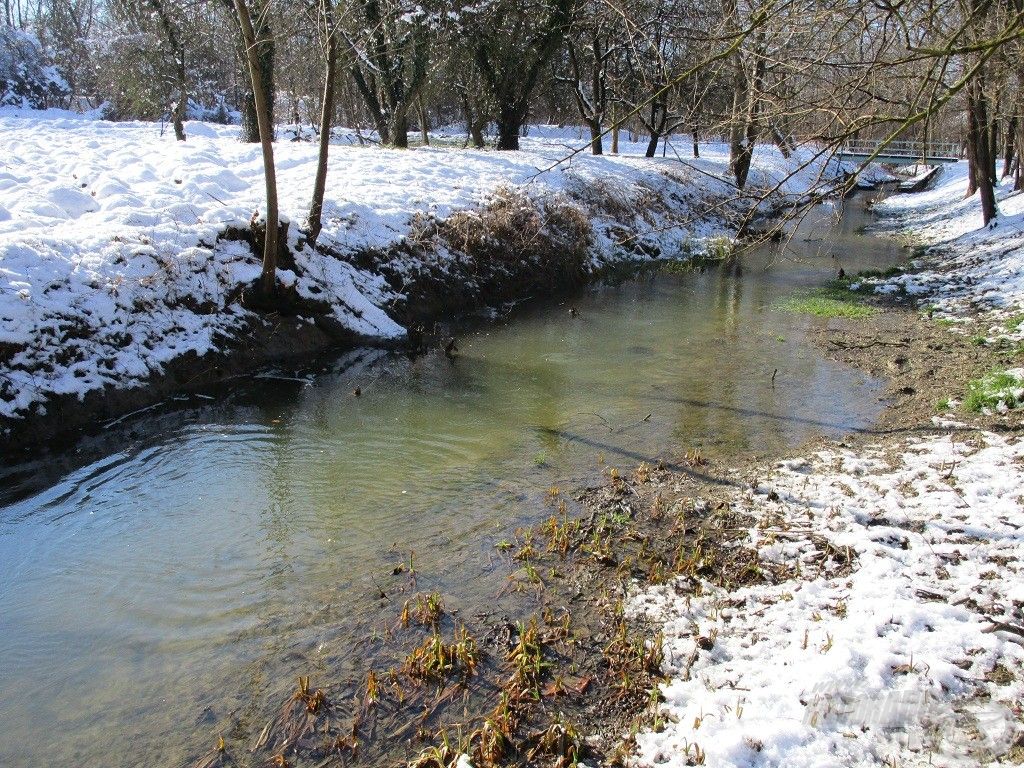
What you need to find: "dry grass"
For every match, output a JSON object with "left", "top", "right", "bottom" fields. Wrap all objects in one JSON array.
[{"left": 438, "top": 187, "right": 592, "bottom": 286}]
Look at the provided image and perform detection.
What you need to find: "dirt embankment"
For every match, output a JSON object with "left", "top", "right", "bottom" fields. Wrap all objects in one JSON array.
[{"left": 811, "top": 300, "right": 1024, "bottom": 442}]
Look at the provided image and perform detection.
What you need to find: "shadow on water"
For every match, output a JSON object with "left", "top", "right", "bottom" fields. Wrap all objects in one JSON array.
[{"left": 0, "top": 195, "right": 910, "bottom": 766}]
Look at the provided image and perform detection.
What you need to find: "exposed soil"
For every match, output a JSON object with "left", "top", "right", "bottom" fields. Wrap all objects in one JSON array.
[{"left": 810, "top": 299, "right": 1024, "bottom": 440}]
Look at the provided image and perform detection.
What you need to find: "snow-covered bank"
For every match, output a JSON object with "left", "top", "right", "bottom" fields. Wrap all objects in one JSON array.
[
  {"left": 630, "top": 430, "right": 1024, "bottom": 768},
  {"left": 872, "top": 164, "right": 1024, "bottom": 321},
  {"left": 0, "top": 109, "right": 846, "bottom": 438}
]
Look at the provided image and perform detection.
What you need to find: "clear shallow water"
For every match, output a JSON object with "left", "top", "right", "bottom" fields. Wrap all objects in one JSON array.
[{"left": 0, "top": 200, "right": 903, "bottom": 766}]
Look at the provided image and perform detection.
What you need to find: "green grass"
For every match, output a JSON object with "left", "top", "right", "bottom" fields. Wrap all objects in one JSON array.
[
  {"left": 892, "top": 231, "right": 927, "bottom": 252},
  {"left": 936, "top": 397, "right": 952, "bottom": 411},
  {"left": 777, "top": 285, "right": 876, "bottom": 319},
  {"left": 1006, "top": 314, "right": 1024, "bottom": 332},
  {"left": 963, "top": 370, "right": 1024, "bottom": 413}
]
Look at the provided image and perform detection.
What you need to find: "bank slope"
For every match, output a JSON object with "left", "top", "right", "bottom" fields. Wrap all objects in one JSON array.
[
  {"left": 872, "top": 164, "right": 1024, "bottom": 320},
  {"left": 0, "top": 109, "right": 844, "bottom": 439}
]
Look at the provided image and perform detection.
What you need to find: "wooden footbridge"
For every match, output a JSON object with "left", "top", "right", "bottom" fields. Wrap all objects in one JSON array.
[{"left": 837, "top": 139, "right": 961, "bottom": 166}]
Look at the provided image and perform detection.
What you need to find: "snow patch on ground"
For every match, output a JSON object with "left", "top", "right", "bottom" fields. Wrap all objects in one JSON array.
[{"left": 631, "top": 431, "right": 1024, "bottom": 768}]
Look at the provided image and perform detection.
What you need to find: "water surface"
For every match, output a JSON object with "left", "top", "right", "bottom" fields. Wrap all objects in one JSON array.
[{"left": 0, "top": 199, "right": 903, "bottom": 766}]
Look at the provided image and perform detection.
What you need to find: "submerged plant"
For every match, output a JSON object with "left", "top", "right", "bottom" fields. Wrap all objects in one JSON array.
[
  {"left": 403, "top": 625, "right": 479, "bottom": 682},
  {"left": 292, "top": 675, "right": 326, "bottom": 714},
  {"left": 526, "top": 714, "right": 583, "bottom": 768},
  {"left": 472, "top": 719, "right": 509, "bottom": 768},
  {"left": 507, "top": 619, "right": 547, "bottom": 697}
]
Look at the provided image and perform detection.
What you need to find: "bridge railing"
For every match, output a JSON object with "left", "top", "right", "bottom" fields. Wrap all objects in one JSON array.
[{"left": 838, "top": 139, "right": 962, "bottom": 159}]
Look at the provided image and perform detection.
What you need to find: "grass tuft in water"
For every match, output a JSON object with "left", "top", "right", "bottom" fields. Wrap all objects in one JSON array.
[
  {"left": 777, "top": 285, "right": 876, "bottom": 319},
  {"left": 964, "top": 370, "right": 1024, "bottom": 413}
]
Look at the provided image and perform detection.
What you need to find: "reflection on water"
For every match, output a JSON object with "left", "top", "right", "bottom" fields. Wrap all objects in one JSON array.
[{"left": 0, "top": 199, "right": 903, "bottom": 766}]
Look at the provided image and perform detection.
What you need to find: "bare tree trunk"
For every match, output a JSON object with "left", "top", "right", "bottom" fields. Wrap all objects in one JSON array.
[
  {"left": 171, "top": 54, "right": 187, "bottom": 141},
  {"left": 417, "top": 95, "right": 430, "bottom": 145},
  {"left": 237, "top": 1, "right": 275, "bottom": 144},
  {"left": 495, "top": 107, "right": 522, "bottom": 150},
  {"left": 965, "top": 131, "right": 979, "bottom": 197},
  {"left": 589, "top": 121, "right": 602, "bottom": 155},
  {"left": 644, "top": 101, "right": 664, "bottom": 158},
  {"left": 306, "top": 0, "right": 337, "bottom": 245},
  {"left": 1016, "top": 114, "right": 1024, "bottom": 191},
  {"left": 391, "top": 109, "right": 410, "bottom": 148},
  {"left": 770, "top": 124, "right": 791, "bottom": 158},
  {"left": 471, "top": 122, "right": 485, "bottom": 148},
  {"left": 966, "top": 71, "right": 997, "bottom": 224},
  {"left": 1002, "top": 114, "right": 1016, "bottom": 179},
  {"left": 147, "top": 0, "right": 187, "bottom": 140},
  {"left": 233, "top": 0, "right": 280, "bottom": 296},
  {"left": 692, "top": 120, "right": 699, "bottom": 158},
  {"left": 611, "top": 107, "right": 619, "bottom": 154}
]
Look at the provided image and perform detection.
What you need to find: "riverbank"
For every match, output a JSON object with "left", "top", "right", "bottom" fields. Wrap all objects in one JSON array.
[
  {"left": 618, "top": 164, "right": 1024, "bottom": 767},
  {"left": 0, "top": 110, "right": 852, "bottom": 449}
]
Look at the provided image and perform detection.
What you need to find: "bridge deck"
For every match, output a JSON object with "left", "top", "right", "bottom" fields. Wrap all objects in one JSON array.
[
  {"left": 837, "top": 140, "right": 961, "bottom": 166},
  {"left": 838, "top": 152, "right": 960, "bottom": 166}
]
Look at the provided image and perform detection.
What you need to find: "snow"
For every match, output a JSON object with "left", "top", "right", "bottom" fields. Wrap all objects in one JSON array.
[
  {"left": 0, "top": 109, "right": 854, "bottom": 425},
  {"left": 630, "top": 431, "right": 1024, "bottom": 768},
  {"left": 871, "top": 164, "right": 1024, "bottom": 326}
]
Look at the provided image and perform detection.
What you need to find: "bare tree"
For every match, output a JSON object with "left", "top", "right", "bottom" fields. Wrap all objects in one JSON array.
[
  {"left": 306, "top": 0, "right": 339, "bottom": 244},
  {"left": 232, "top": 0, "right": 280, "bottom": 297},
  {"left": 462, "top": 0, "right": 572, "bottom": 150},
  {"left": 345, "top": 0, "right": 429, "bottom": 148}
]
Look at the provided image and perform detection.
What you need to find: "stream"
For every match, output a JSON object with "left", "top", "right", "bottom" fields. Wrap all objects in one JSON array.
[{"left": 0, "top": 196, "right": 904, "bottom": 767}]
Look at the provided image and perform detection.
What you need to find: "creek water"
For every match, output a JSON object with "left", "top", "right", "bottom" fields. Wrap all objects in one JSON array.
[{"left": 0, "top": 197, "right": 903, "bottom": 767}]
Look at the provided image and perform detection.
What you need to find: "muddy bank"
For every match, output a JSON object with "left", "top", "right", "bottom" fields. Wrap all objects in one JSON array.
[{"left": 811, "top": 304, "right": 1024, "bottom": 438}]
